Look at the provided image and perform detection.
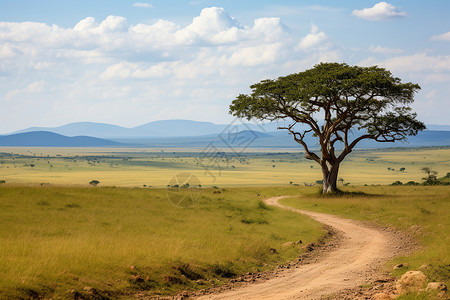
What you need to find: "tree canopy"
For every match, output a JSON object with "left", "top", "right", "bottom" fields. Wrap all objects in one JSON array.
[{"left": 229, "top": 63, "right": 425, "bottom": 193}]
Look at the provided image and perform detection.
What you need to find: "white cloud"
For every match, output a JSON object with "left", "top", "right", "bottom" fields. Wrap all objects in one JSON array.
[
  {"left": 101, "top": 61, "right": 172, "bottom": 80},
  {"left": 1, "top": 6, "right": 447, "bottom": 131},
  {"left": 133, "top": 3, "right": 152, "bottom": 8},
  {"left": 26, "top": 80, "right": 46, "bottom": 93},
  {"left": 353, "top": 2, "right": 406, "bottom": 21},
  {"left": 382, "top": 53, "right": 450, "bottom": 73},
  {"left": 369, "top": 45, "right": 404, "bottom": 55},
  {"left": 360, "top": 53, "right": 450, "bottom": 84},
  {"left": 185, "top": 7, "right": 239, "bottom": 36},
  {"left": 250, "top": 18, "right": 288, "bottom": 42},
  {"left": 73, "top": 17, "right": 96, "bottom": 32},
  {"left": 297, "top": 24, "right": 328, "bottom": 50},
  {"left": 228, "top": 43, "right": 282, "bottom": 67},
  {"left": 0, "top": 43, "right": 17, "bottom": 59},
  {"left": 431, "top": 31, "right": 450, "bottom": 41},
  {"left": 97, "top": 16, "right": 128, "bottom": 33}
]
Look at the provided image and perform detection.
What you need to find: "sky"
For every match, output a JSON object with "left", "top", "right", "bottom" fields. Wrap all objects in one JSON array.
[{"left": 1, "top": 0, "right": 449, "bottom": 133}]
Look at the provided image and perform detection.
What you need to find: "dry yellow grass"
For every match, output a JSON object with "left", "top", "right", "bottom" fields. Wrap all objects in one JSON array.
[{"left": 0, "top": 147, "right": 449, "bottom": 187}]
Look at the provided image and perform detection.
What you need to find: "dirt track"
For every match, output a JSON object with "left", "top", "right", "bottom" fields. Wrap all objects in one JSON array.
[{"left": 197, "top": 196, "right": 403, "bottom": 300}]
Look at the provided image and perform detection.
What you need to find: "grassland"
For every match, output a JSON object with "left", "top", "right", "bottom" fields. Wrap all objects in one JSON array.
[
  {"left": 1, "top": 147, "right": 449, "bottom": 188},
  {"left": 0, "top": 185, "right": 324, "bottom": 299},
  {"left": 281, "top": 186, "right": 450, "bottom": 299},
  {"left": 1, "top": 147, "right": 449, "bottom": 299}
]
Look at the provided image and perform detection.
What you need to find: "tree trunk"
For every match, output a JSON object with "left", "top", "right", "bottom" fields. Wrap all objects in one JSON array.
[{"left": 322, "top": 162, "right": 340, "bottom": 194}]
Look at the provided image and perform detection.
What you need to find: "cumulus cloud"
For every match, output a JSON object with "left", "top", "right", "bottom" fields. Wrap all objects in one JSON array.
[
  {"left": 0, "top": 7, "right": 293, "bottom": 69},
  {"left": 297, "top": 24, "right": 327, "bottom": 50},
  {"left": 228, "top": 43, "right": 282, "bottom": 67},
  {"left": 353, "top": 2, "right": 406, "bottom": 21},
  {"left": 431, "top": 31, "right": 450, "bottom": 41},
  {"left": 133, "top": 3, "right": 152, "bottom": 8},
  {"left": 0, "top": 6, "right": 353, "bottom": 131}
]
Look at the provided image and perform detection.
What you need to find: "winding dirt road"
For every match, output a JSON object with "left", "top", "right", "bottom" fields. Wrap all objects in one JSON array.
[{"left": 197, "top": 196, "right": 402, "bottom": 300}]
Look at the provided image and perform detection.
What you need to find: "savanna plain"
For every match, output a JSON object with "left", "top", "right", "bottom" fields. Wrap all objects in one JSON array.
[{"left": 0, "top": 146, "right": 449, "bottom": 299}]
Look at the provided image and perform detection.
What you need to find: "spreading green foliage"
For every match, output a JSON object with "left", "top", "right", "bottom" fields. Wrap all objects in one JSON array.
[{"left": 230, "top": 63, "right": 425, "bottom": 193}]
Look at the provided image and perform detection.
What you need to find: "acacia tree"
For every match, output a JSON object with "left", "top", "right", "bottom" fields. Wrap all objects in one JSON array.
[{"left": 229, "top": 63, "right": 425, "bottom": 193}]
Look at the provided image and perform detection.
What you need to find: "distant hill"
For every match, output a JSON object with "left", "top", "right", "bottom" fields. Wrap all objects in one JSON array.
[
  {"left": 426, "top": 124, "right": 450, "bottom": 131},
  {"left": 4, "top": 120, "right": 450, "bottom": 149},
  {"left": 112, "top": 129, "right": 450, "bottom": 149},
  {"left": 8, "top": 119, "right": 282, "bottom": 138},
  {"left": 0, "top": 131, "right": 124, "bottom": 147},
  {"left": 10, "top": 122, "right": 150, "bottom": 138}
]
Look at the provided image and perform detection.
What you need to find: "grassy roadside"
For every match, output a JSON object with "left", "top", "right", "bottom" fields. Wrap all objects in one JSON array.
[
  {"left": 280, "top": 185, "right": 450, "bottom": 299},
  {"left": 0, "top": 185, "right": 323, "bottom": 299}
]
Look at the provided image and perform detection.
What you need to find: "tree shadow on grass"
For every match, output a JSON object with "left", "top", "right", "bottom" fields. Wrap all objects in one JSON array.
[{"left": 315, "top": 189, "right": 381, "bottom": 198}]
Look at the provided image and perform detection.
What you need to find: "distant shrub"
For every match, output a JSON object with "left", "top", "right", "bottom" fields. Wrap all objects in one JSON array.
[
  {"left": 405, "top": 181, "right": 419, "bottom": 186},
  {"left": 391, "top": 181, "right": 403, "bottom": 185},
  {"left": 0, "top": 180, "right": 5, "bottom": 184},
  {"left": 89, "top": 180, "right": 100, "bottom": 186},
  {"left": 316, "top": 180, "right": 323, "bottom": 184}
]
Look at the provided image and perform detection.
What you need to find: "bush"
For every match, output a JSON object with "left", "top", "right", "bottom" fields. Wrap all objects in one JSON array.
[
  {"left": 391, "top": 181, "right": 403, "bottom": 185},
  {"left": 405, "top": 181, "right": 419, "bottom": 186},
  {"left": 89, "top": 180, "right": 100, "bottom": 186}
]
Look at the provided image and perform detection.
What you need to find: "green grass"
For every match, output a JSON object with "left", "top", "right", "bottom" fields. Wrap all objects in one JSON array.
[
  {"left": 280, "top": 185, "right": 450, "bottom": 298},
  {"left": 0, "top": 185, "right": 323, "bottom": 299}
]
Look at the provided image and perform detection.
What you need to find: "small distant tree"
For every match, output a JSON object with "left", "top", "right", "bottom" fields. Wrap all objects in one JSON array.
[
  {"left": 89, "top": 180, "right": 100, "bottom": 186},
  {"left": 421, "top": 167, "right": 437, "bottom": 184},
  {"left": 399, "top": 167, "right": 406, "bottom": 172},
  {"left": 338, "top": 178, "right": 344, "bottom": 185},
  {"left": 30, "top": 164, "right": 35, "bottom": 168}
]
